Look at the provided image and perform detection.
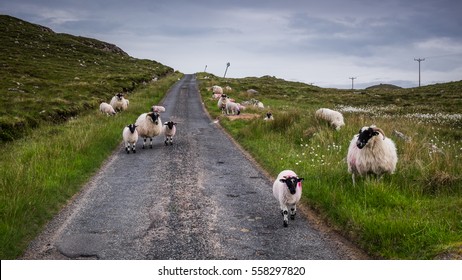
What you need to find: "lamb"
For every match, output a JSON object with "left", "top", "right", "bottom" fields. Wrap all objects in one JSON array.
[
  {"left": 225, "top": 101, "right": 241, "bottom": 115},
  {"left": 110, "top": 93, "right": 129, "bottom": 112},
  {"left": 272, "top": 170, "right": 304, "bottom": 227},
  {"left": 99, "top": 102, "right": 116, "bottom": 115},
  {"left": 163, "top": 121, "right": 177, "bottom": 145},
  {"left": 135, "top": 112, "right": 162, "bottom": 149},
  {"left": 315, "top": 108, "right": 345, "bottom": 130},
  {"left": 347, "top": 125, "right": 398, "bottom": 185},
  {"left": 122, "top": 124, "right": 138, "bottom": 153}
]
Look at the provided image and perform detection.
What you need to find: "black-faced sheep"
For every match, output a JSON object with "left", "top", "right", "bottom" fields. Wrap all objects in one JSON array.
[
  {"left": 263, "top": 112, "right": 274, "bottom": 121},
  {"left": 163, "top": 121, "right": 177, "bottom": 146},
  {"left": 110, "top": 93, "right": 129, "bottom": 112},
  {"left": 217, "top": 94, "right": 229, "bottom": 114},
  {"left": 315, "top": 108, "right": 345, "bottom": 130},
  {"left": 122, "top": 124, "right": 138, "bottom": 153},
  {"left": 347, "top": 125, "right": 398, "bottom": 185},
  {"left": 272, "top": 170, "right": 304, "bottom": 227},
  {"left": 135, "top": 112, "right": 162, "bottom": 149}
]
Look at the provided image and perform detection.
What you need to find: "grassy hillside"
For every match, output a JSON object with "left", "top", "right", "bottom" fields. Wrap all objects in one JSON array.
[
  {"left": 0, "top": 15, "right": 181, "bottom": 259},
  {"left": 198, "top": 73, "right": 462, "bottom": 259},
  {"left": 0, "top": 15, "right": 174, "bottom": 142}
]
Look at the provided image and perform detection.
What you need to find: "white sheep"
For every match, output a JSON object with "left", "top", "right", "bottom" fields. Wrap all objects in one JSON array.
[
  {"left": 212, "top": 85, "right": 223, "bottom": 95},
  {"left": 347, "top": 125, "right": 398, "bottom": 185},
  {"left": 272, "top": 170, "right": 304, "bottom": 227},
  {"left": 217, "top": 94, "right": 229, "bottom": 114},
  {"left": 225, "top": 101, "right": 241, "bottom": 115},
  {"left": 163, "top": 121, "right": 177, "bottom": 145},
  {"left": 151, "top": 105, "right": 166, "bottom": 113},
  {"left": 135, "top": 112, "right": 162, "bottom": 149},
  {"left": 110, "top": 93, "right": 129, "bottom": 112},
  {"left": 99, "top": 102, "right": 116, "bottom": 115},
  {"left": 263, "top": 112, "right": 274, "bottom": 121},
  {"left": 122, "top": 124, "right": 138, "bottom": 153},
  {"left": 315, "top": 108, "right": 345, "bottom": 130}
]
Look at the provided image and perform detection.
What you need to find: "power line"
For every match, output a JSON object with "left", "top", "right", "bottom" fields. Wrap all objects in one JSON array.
[{"left": 414, "top": 58, "right": 425, "bottom": 87}]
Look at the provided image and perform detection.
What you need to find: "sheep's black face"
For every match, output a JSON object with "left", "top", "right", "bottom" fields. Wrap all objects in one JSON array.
[
  {"left": 116, "top": 93, "right": 123, "bottom": 100},
  {"left": 148, "top": 112, "right": 159, "bottom": 125},
  {"left": 127, "top": 124, "right": 137, "bottom": 133},
  {"left": 166, "top": 121, "right": 175, "bottom": 129},
  {"left": 280, "top": 177, "right": 304, "bottom": 195},
  {"left": 356, "top": 127, "right": 379, "bottom": 149}
]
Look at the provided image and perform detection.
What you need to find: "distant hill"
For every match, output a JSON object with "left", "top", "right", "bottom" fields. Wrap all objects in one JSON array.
[
  {"left": 366, "top": 83, "right": 402, "bottom": 90},
  {"left": 0, "top": 15, "right": 174, "bottom": 142}
]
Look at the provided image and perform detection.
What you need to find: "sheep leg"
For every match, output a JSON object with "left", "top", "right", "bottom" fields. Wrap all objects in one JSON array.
[
  {"left": 125, "top": 142, "right": 130, "bottom": 154},
  {"left": 149, "top": 137, "right": 153, "bottom": 149},
  {"left": 280, "top": 205, "right": 289, "bottom": 227},
  {"left": 164, "top": 138, "right": 169, "bottom": 146},
  {"left": 290, "top": 204, "right": 297, "bottom": 220},
  {"left": 169, "top": 137, "right": 173, "bottom": 145},
  {"left": 132, "top": 143, "right": 136, "bottom": 153},
  {"left": 142, "top": 138, "right": 147, "bottom": 149},
  {"left": 352, "top": 173, "right": 356, "bottom": 186}
]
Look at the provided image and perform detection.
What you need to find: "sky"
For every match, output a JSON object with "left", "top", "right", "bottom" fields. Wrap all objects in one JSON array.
[{"left": 1, "top": 0, "right": 462, "bottom": 88}]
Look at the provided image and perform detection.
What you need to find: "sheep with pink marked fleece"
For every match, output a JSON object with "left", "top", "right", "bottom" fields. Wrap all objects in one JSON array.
[{"left": 272, "top": 170, "right": 304, "bottom": 227}]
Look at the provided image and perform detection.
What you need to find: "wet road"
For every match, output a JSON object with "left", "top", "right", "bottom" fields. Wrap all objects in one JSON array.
[{"left": 23, "top": 74, "right": 364, "bottom": 260}]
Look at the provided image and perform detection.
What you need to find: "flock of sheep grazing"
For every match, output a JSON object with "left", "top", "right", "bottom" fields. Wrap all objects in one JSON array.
[
  {"left": 101, "top": 86, "right": 399, "bottom": 228},
  {"left": 212, "top": 85, "right": 398, "bottom": 227},
  {"left": 99, "top": 93, "right": 177, "bottom": 154}
]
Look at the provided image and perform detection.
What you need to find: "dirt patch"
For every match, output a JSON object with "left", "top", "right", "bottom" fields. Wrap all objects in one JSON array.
[{"left": 222, "top": 113, "right": 261, "bottom": 121}]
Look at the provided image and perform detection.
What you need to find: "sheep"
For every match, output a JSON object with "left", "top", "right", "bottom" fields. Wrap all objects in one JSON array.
[
  {"left": 225, "top": 101, "right": 241, "bottom": 115},
  {"left": 217, "top": 94, "right": 229, "bottom": 114},
  {"left": 315, "top": 108, "right": 345, "bottom": 130},
  {"left": 151, "top": 105, "right": 166, "bottom": 113},
  {"left": 99, "top": 102, "right": 116, "bottom": 115},
  {"left": 163, "top": 121, "right": 177, "bottom": 145},
  {"left": 122, "top": 124, "right": 138, "bottom": 153},
  {"left": 212, "top": 85, "right": 223, "bottom": 95},
  {"left": 135, "top": 112, "right": 162, "bottom": 149},
  {"left": 110, "top": 93, "right": 129, "bottom": 112},
  {"left": 263, "top": 112, "right": 274, "bottom": 121},
  {"left": 272, "top": 170, "right": 304, "bottom": 227},
  {"left": 347, "top": 125, "right": 398, "bottom": 185}
]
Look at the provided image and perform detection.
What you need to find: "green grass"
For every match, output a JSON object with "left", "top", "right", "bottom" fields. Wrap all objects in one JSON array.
[
  {"left": 0, "top": 15, "right": 181, "bottom": 259},
  {"left": 0, "top": 73, "right": 182, "bottom": 259},
  {"left": 0, "top": 15, "right": 174, "bottom": 142},
  {"left": 198, "top": 73, "right": 462, "bottom": 259}
]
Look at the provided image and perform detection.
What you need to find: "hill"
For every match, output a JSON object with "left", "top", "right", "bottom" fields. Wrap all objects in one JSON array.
[
  {"left": 0, "top": 15, "right": 174, "bottom": 142},
  {"left": 366, "top": 83, "right": 402, "bottom": 90}
]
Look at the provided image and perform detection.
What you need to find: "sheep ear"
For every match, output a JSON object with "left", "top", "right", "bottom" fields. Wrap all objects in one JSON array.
[
  {"left": 373, "top": 131, "right": 380, "bottom": 136},
  {"left": 298, "top": 178, "right": 304, "bottom": 182},
  {"left": 279, "top": 179, "right": 286, "bottom": 183}
]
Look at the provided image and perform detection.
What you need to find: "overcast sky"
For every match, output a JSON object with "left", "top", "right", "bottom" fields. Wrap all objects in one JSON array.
[{"left": 2, "top": 0, "right": 462, "bottom": 88}]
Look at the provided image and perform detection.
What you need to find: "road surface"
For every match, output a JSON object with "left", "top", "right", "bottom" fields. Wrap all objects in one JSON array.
[{"left": 23, "top": 74, "right": 367, "bottom": 260}]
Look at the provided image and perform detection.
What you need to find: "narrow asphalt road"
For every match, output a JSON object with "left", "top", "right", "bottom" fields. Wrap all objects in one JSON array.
[{"left": 23, "top": 74, "right": 366, "bottom": 260}]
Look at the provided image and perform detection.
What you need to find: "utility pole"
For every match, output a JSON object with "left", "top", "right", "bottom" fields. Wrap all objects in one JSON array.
[
  {"left": 414, "top": 58, "right": 425, "bottom": 87},
  {"left": 349, "top": 77, "right": 357, "bottom": 90},
  {"left": 204, "top": 65, "right": 207, "bottom": 72},
  {"left": 223, "top": 62, "right": 230, "bottom": 78}
]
